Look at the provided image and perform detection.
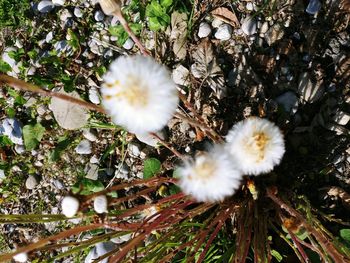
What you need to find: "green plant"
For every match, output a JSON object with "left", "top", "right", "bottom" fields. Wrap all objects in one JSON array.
[
  {"left": 0, "top": 0, "right": 31, "bottom": 28},
  {"left": 146, "top": 0, "right": 174, "bottom": 31}
]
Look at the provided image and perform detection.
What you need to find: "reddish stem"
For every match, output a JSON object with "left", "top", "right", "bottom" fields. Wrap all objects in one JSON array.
[
  {"left": 0, "top": 74, "right": 105, "bottom": 113},
  {"left": 150, "top": 132, "right": 185, "bottom": 160},
  {"left": 266, "top": 188, "right": 349, "bottom": 262}
]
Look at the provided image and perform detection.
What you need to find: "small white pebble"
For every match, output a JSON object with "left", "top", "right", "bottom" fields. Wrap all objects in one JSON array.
[
  {"left": 123, "top": 38, "right": 134, "bottom": 50},
  {"left": 246, "top": 2, "right": 254, "bottom": 11},
  {"left": 61, "top": 196, "right": 80, "bottom": 218},
  {"left": 93, "top": 195, "right": 108, "bottom": 214},
  {"left": 198, "top": 22, "right": 211, "bottom": 38},
  {"left": 13, "top": 252, "right": 28, "bottom": 262}
]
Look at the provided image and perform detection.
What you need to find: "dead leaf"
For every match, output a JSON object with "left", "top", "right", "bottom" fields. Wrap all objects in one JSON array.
[
  {"left": 171, "top": 11, "right": 188, "bottom": 60},
  {"left": 190, "top": 40, "right": 226, "bottom": 98},
  {"left": 211, "top": 7, "right": 240, "bottom": 28}
]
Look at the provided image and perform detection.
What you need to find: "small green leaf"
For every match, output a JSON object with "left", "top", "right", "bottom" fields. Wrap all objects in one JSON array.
[
  {"left": 0, "top": 60, "right": 11, "bottom": 73},
  {"left": 148, "top": 17, "right": 163, "bottom": 31},
  {"left": 23, "top": 123, "right": 45, "bottom": 150},
  {"left": 340, "top": 229, "right": 350, "bottom": 243},
  {"left": 107, "top": 191, "right": 118, "bottom": 198},
  {"left": 72, "top": 178, "right": 105, "bottom": 195},
  {"left": 147, "top": 0, "right": 164, "bottom": 17},
  {"left": 109, "top": 23, "right": 142, "bottom": 46},
  {"left": 160, "top": 0, "right": 172, "bottom": 8},
  {"left": 271, "top": 250, "right": 283, "bottom": 262},
  {"left": 143, "top": 158, "right": 161, "bottom": 179},
  {"left": 5, "top": 107, "right": 16, "bottom": 118},
  {"left": 49, "top": 136, "right": 73, "bottom": 162},
  {"left": 0, "top": 135, "right": 13, "bottom": 147},
  {"left": 169, "top": 185, "right": 181, "bottom": 195},
  {"left": 67, "top": 28, "right": 80, "bottom": 50}
]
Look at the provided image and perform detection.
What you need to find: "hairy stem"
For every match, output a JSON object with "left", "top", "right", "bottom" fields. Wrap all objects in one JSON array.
[{"left": 0, "top": 74, "right": 105, "bottom": 113}]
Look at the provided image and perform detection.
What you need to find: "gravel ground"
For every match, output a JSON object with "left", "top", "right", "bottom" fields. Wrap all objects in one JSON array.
[{"left": 0, "top": 0, "right": 349, "bottom": 261}]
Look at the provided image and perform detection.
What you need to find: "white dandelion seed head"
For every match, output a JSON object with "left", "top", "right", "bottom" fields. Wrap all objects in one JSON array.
[
  {"left": 101, "top": 55, "right": 179, "bottom": 134},
  {"left": 225, "top": 117, "right": 285, "bottom": 175},
  {"left": 13, "top": 252, "right": 28, "bottom": 262},
  {"left": 93, "top": 195, "right": 108, "bottom": 214},
  {"left": 178, "top": 146, "right": 243, "bottom": 202},
  {"left": 61, "top": 196, "right": 80, "bottom": 218}
]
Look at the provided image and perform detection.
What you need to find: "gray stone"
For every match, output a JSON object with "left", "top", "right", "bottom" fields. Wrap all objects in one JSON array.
[
  {"left": 275, "top": 91, "right": 298, "bottom": 114},
  {"left": 198, "top": 22, "right": 211, "bottom": 38},
  {"left": 2, "top": 47, "right": 16, "bottom": 68},
  {"left": 38, "top": 1, "right": 55, "bottom": 13},
  {"left": 306, "top": 0, "right": 321, "bottom": 15},
  {"left": 15, "top": 39, "right": 23, "bottom": 48},
  {"left": 15, "top": 145, "right": 26, "bottom": 154},
  {"left": 60, "top": 9, "right": 72, "bottom": 22},
  {"left": 54, "top": 40, "right": 69, "bottom": 54},
  {"left": 241, "top": 16, "right": 257, "bottom": 35},
  {"left": 0, "top": 118, "right": 23, "bottom": 145},
  {"left": 128, "top": 143, "right": 141, "bottom": 157},
  {"left": 122, "top": 38, "right": 134, "bottom": 50},
  {"left": 52, "top": 0, "right": 65, "bottom": 5},
  {"left": 260, "top": 22, "right": 269, "bottom": 34},
  {"left": 85, "top": 242, "right": 116, "bottom": 263},
  {"left": 45, "top": 32, "right": 54, "bottom": 43},
  {"left": 75, "top": 140, "right": 92, "bottom": 155},
  {"left": 83, "top": 129, "right": 97, "bottom": 142},
  {"left": 333, "top": 111, "right": 350, "bottom": 126},
  {"left": 94, "top": 11, "right": 105, "bottom": 22},
  {"left": 211, "top": 18, "right": 223, "bottom": 28},
  {"left": 90, "top": 155, "right": 99, "bottom": 164},
  {"left": 53, "top": 179, "right": 65, "bottom": 189},
  {"left": 26, "top": 175, "right": 39, "bottom": 190},
  {"left": 215, "top": 24, "right": 232, "bottom": 40},
  {"left": 74, "top": 7, "right": 83, "bottom": 18},
  {"left": 0, "top": 170, "right": 5, "bottom": 181},
  {"left": 88, "top": 87, "right": 100, "bottom": 104},
  {"left": 246, "top": 2, "right": 254, "bottom": 11},
  {"left": 49, "top": 89, "right": 89, "bottom": 130}
]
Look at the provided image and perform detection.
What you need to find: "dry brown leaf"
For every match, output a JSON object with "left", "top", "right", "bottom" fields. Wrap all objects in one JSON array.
[
  {"left": 190, "top": 40, "right": 226, "bottom": 98},
  {"left": 211, "top": 7, "right": 240, "bottom": 28},
  {"left": 170, "top": 11, "right": 188, "bottom": 60}
]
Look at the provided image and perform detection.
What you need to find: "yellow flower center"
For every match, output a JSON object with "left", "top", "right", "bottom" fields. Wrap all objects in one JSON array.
[
  {"left": 104, "top": 75, "right": 149, "bottom": 107},
  {"left": 245, "top": 132, "right": 270, "bottom": 162},
  {"left": 188, "top": 157, "right": 216, "bottom": 181}
]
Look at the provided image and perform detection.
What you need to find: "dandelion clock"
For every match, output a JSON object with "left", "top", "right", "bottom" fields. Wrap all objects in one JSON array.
[
  {"left": 226, "top": 117, "right": 285, "bottom": 175},
  {"left": 178, "top": 146, "right": 242, "bottom": 202},
  {"left": 101, "top": 55, "right": 179, "bottom": 134}
]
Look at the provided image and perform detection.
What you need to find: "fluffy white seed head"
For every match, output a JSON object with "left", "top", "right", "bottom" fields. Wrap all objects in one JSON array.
[
  {"left": 225, "top": 117, "right": 285, "bottom": 175},
  {"left": 178, "top": 146, "right": 243, "bottom": 202},
  {"left": 13, "top": 252, "right": 28, "bottom": 262},
  {"left": 99, "top": 0, "right": 121, "bottom": 16},
  {"left": 101, "top": 55, "right": 179, "bottom": 134},
  {"left": 61, "top": 196, "right": 80, "bottom": 218},
  {"left": 93, "top": 195, "right": 108, "bottom": 214}
]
